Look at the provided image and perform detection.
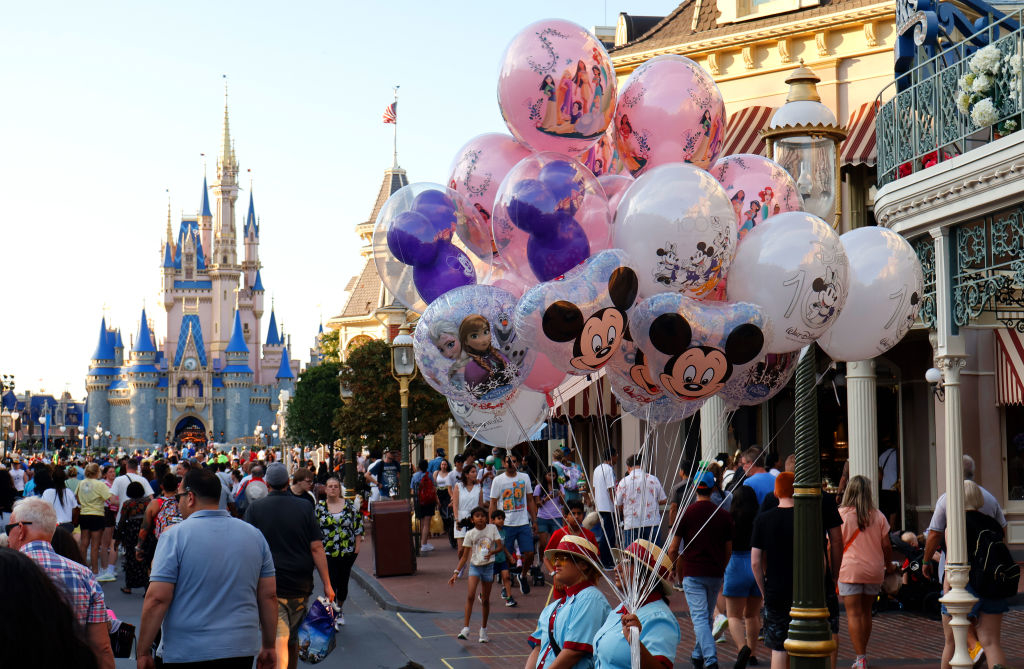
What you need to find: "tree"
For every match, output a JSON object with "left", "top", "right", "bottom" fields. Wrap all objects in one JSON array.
[
  {"left": 285, "top": 361, "right": 343, "bottom": 446},
  {"left": 335, "top": 339, "right": 449, "bottom": 455},
  {"left": 319, "top": 329, "right": 341, "bottom": 363}
]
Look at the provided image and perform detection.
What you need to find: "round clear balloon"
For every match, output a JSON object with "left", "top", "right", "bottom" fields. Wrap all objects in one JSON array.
[
  {"left": 726, "top": 211, "right": 849, "bottom": 353},
  {"left": 414, "top": 284, "right": 534, "bottom": 405},
  {"left": 497, "top": 19, "right": 617, "bottom": 155},
  {"left": 492, "top": 152, "right": 612, "bottom": 282},
  {"left": 515, "top": 249, "right": 639, "bottom": 376},
  {"left": 719, "top": 351, "right": 799, "bottom": 409},
  {"left": 448, "top": 388, "right": 549, "bottom": 448},
  {"left": 597, "top": 174, "right": 633, "bottom": 219},
  {"left": 613, "top": 163, "right": 736, "bottom": 299},
  {"left": 614, "top": 55, "right": 726, "bottom": 175},
  {"left": 629, "top": 292, "right": 772, "bottom": 403},
  {"left": 605, "top": 336, "right": 705, "bottom": 423},
  {"left": 373, "top": 183, "right": 491, "bottom": 314},
  {"left": 817, "top": 227, "right": 925, "bottom": 362},
  {"left": 710, "top": 154, "right": 803, "bottom": 242},
  {"left": 447, "top": 133, "right": 533, "bottom": 258}
]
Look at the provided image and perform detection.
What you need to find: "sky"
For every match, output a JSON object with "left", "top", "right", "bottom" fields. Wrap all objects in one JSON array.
[{"left": 0, "top": 1, "right": 675, "bottom": 399}]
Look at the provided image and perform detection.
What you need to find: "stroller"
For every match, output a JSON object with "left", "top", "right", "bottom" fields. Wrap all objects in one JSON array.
[{"left": 886, "top": 531, "right": 943, "bottom": 620}]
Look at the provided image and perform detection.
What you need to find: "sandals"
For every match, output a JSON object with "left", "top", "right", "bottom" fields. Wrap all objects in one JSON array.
[{"left": 120, "top": 587, "right": 132, "bottom": 595}]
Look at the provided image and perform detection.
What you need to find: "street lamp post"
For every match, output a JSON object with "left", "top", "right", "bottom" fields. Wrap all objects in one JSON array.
[
  {"left": 762, "top": 63, "right": 847, "bottom": 669},
  {"left": 39, "top": 415, "right": 48, "bottom": 454},
  {"left": 390, "top": 323, "right": 417, "bottom": 500}
]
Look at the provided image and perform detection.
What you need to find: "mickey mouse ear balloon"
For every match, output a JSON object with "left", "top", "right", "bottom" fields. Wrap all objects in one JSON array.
[
  {"left": 373, "top": 183, "right": 491, "bottom": 314},
  {"left": 497, "top": 19, "right": 617, "bottom": 155}
]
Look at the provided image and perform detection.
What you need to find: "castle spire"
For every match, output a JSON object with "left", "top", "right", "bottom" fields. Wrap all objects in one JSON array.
[
  {"left": 226, "top": 310, "right": 249, "bottom": 354},
  {"left": 276, "top": 346, "right": 294, "bottom": 379},
  {"left": 165, "top": 194, "right": 173, "bottom": 249},
  {"left": 220, "top": 78, "right": 233, "bottom": 167},
  {"left": 132, "top": 308, "right": 157, "bottom": 354},
  {"left": 200, "top": 176, "right": 212, "bottom": 218},
  {"left": 91, "top": 317, "right": 114, "bottom": 362}
]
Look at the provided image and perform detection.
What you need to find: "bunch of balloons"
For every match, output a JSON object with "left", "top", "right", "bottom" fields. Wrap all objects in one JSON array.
[{"left": 371, "top": 18, "right": 925, "bottom": 443}]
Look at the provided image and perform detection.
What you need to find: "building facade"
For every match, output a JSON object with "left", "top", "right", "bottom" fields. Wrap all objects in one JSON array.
[{"left": 85, "top": 99, "right": 298, "bottom": 448}]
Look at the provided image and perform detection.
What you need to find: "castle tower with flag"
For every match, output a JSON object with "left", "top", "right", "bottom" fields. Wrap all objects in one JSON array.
[{"left": 85, "top": 93, "right": 297, "bottom": 448}]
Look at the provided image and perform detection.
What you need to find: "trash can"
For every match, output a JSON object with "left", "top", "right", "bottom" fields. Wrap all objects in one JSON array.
[{"left": 369, "top": 499, "right": 416, "bottom": 577}]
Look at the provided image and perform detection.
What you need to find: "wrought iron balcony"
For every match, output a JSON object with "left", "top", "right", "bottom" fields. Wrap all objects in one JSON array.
[{"left": 877, "top": 8, "right": 1024, "bottom": 187}]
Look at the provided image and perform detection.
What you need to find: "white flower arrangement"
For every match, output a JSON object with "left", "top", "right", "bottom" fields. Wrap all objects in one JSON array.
[
  {"left": 969, "top": 45, "right": 1002, "bottom": 75},
  {"left": 971, "top": 98, "right": 999, "bottom": 127},
  {"left": 954, "top": 45, "right": 1020, "bottom": 130}
]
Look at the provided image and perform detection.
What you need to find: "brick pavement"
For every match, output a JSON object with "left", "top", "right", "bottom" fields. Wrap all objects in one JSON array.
[{"left": 357, "top": 532, "right": 1024, "bottom": 668}]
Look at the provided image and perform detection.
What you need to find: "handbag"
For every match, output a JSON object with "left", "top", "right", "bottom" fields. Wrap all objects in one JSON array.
[{"left": 109, "top": 620, "right": 135, "bottom": 658}]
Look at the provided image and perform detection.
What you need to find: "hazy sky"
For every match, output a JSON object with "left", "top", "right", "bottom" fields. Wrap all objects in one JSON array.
[{"left": 0, "top": 1, "right": 673, "bottom": 398}]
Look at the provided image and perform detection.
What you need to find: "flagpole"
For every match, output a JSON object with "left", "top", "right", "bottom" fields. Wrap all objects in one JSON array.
[{"left": 392, "top": 85, "right": 399, "bottom": 168}]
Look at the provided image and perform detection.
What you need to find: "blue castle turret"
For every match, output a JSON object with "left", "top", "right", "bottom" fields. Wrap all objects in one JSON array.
[
  {"left": 223, "top": 310, "right": 253, "bottom": 441},
  {"left": 126, "top": 309, "right": 160, "bottom": 442},
  {"left": 86, "top": 317, "right": 118, "bottom": 433}
]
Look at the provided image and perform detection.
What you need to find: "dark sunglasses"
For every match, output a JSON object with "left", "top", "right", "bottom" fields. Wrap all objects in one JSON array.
[
  {"left": 4, "top": 521, "right": 32, "bottom": 534},
  {"left": 174, "top": 487, "right": 194, "bottom": 502}
]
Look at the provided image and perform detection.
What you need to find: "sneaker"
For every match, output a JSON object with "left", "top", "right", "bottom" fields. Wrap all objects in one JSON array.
[
  {"left": 505, "top": 597, "right": 518, "bottom": 608},
  {"left": 97, "top": 571, "right": 116, "bottom": 583},
  {"left": 421, "top": 543, "right": 435, "bottom": 552},
  {"left": 673, "top": 581, "right": 685, "bottom": 592},
  {"left": 969, "top": 643, "right": 984, "bottom": 666},
  {"left": 691, "top": 658, "right": 704, "bottom": 669},
  {"left": 712, "top": 613, "right": 728, "bottom": 639},
  {"left": 748, "top": 658, "right": 759, "bottom": 666},
  {"left": 336, "top": 612, "right": 345, "bottom": 627},
  {"left": 519, "top": 571, "right": 530, "bottom": 595},
  {"left": 531, "top": 566, "right": 545, "bottom": 586},
  {"left": 734, "top": 645, "right": 751, "bottom": 669},
  {"left": 851, "top": 657, "right": 867, "bottom": 669},
  {"left": 457, "top": 626, "right": 470, "bottom": 640},
  {"left": 500, "top": 586, "right": 508, "bottom": 600},
  {"left": 479, "top": 628, "right": 489, "bottom": 643}
]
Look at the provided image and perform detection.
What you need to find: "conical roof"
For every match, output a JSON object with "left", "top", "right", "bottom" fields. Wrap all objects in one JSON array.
[
  {"left": 91, "top": 317, "right": 115, "bottom": 361},
  {"left": 276, "top": 346, "right": 294, "bottom": 379},
  {"left": 132, "top": 309, "right": 157, "bottom": 354},
  {"left": 226, "top": 310, "right": 249, "bottom": 354}
]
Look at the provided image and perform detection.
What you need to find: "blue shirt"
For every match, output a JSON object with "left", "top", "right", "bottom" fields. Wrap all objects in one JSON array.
[
  {"left": 529, "top": 583, "right": 611, "bottom": 668},
  {"left": 411, "top": 471, "right": 426, "bottom": 497},
  {"left": 743, "top": 472, "right": 777, "bottom": 505},
  {"left": 593, "top": 597, "right": 680, "bottom": 669},
  {"left": 427, "top": 456, "right": 443, "bottom": 475},
  {"left": 150, "top": 509, "right": 275, "bottom": 663}
]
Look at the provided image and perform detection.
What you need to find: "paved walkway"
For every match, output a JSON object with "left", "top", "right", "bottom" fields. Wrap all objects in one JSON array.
[{"left": 354, "top": 531, "right": 1024, "bottom": 668}]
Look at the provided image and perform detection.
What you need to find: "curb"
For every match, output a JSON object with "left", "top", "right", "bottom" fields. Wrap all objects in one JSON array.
[{"left": 350, "top": 564, "right": 439, "bottom": 614}]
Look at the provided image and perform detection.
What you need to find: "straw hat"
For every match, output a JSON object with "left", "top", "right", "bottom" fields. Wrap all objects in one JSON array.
[
  {"left": 544, "top": 535, "right": 604, "bottom": 576},
  {"left": 612, "top": 539, "right": 675, "bottom": 596}
]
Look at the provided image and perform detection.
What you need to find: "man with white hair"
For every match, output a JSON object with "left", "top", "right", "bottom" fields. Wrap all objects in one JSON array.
[{"left": 7, "top": 496, "right": 115, "bottom": 669}]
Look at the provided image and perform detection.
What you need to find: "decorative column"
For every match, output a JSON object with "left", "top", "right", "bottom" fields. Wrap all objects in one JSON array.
[
  {"left": 699, "top": 394, "right": 729, "bottom": 461},
  {"left": 846, "top": 359, "right": 878, "bottom": 504}
]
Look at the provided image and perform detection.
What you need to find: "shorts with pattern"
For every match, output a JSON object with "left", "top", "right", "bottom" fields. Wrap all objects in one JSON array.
[
  {"left": 762, "top": 607, "right": 791, "bottom": 652},
  {"left": 276, "top": 596, "right": 309, "bottom": 644}
]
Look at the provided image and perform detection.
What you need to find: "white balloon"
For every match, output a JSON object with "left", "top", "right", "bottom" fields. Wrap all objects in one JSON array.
[
  {"left": 817, "top": 227, "right": 925, "bottom": 362},
  {"left": 726, "top": 211, "right": 849, "bottom": 353},
  {"left": 448, "top": 388, "right": 549, "bottom": 448},
  {"left": 613, "top": 163, "right": 736, "bottom": 299}
]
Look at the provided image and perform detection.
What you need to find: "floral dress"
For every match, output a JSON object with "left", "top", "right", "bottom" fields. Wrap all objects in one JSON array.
[
  {"left": 316, "top": 499, "right": 364, "bottom": 605},
  {"left": 116, "top": 497, "right": 150, "bottom": 589}
]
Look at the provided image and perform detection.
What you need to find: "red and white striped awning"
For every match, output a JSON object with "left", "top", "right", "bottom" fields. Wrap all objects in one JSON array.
[
  {"left": 551, "top": 371, "right": 619, "bottom": 419},
  {"left": 720, "top": 106, "right": 774, "bottom": 157},
  {"left": 840, "top": 101, "right": 879, "bottom": 166},
  {"left": 996, "top": 328, "right": 1024, "bottom": 406}
]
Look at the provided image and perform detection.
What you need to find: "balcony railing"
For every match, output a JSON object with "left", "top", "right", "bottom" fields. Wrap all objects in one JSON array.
[{"left": 877, "top": 9, "right": 1024, "bottom": 187}]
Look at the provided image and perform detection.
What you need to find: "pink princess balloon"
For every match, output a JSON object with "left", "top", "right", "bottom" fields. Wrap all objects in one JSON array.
[
  {"left": 498, "top": 19, "right": 617, "bottom": 155},
  {"left": 614, "top": 55, "right": 726, "bottom": 175},
  {"left": 710, "top": 154, "right": 803, "bottom": 242},
  {"left": 578, "top": 122, "right": 626, "bottom": 177},
  {"left": 448, "top": 133, "right": 532, "bottom": 259}
]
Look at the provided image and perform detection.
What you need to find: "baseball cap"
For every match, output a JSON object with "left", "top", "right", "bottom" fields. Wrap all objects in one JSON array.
[
  {"left": 265, "top": 462, "right": 289, "bottom": 487},
  {"left": 695, "top": 471, "right": 716, "bottom": 490}
]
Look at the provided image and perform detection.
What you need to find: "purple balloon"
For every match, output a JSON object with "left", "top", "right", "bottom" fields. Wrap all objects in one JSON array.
[
  {"left": 413, "top": 189, "right": 457, "bottom": 229},
  {"left": 527, "top": 220, "right": 591, "bottom": 280},
  {"left": 507, "top": 178, "right": 562, "bottom": 239},
  {"left": 413, "top": 243, "right": 477, "bottom": 304},
  {"left": 539, "top": 159, "right": 583, "bottom": 209},
  {"left": 387, "top": 210, "right": 444, "bottom": 267}
]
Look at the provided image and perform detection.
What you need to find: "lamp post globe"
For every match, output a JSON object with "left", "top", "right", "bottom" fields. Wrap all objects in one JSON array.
[{"left": 390, "top": 323, "right": 418, "bottom": 499}]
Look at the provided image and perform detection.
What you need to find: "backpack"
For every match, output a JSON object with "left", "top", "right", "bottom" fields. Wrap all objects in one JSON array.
[
  {"left": 969, "top": 527, "right": 1021, "bottom": 599},
  {"left": 236, "top": 478, "right": 268, "bottom": 514},
  {"left": 417, "top": 473, "right": 436, "bottom": 506},
  {"left": 154, "top": 497, "right": 183, "bottom": 538}
]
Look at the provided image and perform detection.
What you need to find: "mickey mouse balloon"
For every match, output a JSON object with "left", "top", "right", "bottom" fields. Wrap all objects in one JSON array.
[
  {"left": 514, "top": 249, "right": 639, "bottom": 377},
  {"left": 629, "top": 293, "right": 772, "bottom": 402}
]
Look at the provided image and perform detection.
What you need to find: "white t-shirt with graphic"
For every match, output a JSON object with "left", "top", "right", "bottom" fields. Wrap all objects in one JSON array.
[
  {"left": 489, "top": 472, "right": 531, "bottom": 527},
  {"left": 464, "top": 524, "right": 502, "bottom": 566}
]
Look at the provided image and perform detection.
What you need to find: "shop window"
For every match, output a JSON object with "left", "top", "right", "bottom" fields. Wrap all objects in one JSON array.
[{"left": 1006, "top": 405, "right": 1024, "bottom": 501}]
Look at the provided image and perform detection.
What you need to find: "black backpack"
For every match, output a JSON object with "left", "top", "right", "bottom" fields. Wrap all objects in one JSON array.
[{"left": 969, "top": 527, "right": 1021, "bottom": 599}]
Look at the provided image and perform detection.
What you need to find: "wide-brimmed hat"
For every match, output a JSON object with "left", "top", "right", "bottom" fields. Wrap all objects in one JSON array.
[
  {"left": 544, "top": 535, "right": 603, "bottom": 576},
  {"left": 612, "top": 539, "right": 674, "bottom": 596}
]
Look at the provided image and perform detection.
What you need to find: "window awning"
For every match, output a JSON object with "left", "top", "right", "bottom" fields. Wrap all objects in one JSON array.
[
  {"left": 996, "top": 328, "right": 1024, "bottom": 406},
  {"left": 720, "top": 105, "right": 774, "bottom": 157},
  {"left": 551, "top": 371, "right": 619, "bottom": 419},
  {"left": 840, "top": 101, "right": 879, "bottom": 167}
]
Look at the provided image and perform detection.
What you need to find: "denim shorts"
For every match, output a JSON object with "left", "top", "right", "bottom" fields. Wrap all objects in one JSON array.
[
  {"left": 940, "top": 584, "right": 1011, "bottom": 618},
  {"left": 537, "top": 517, "right": 563, "bottom": 535},
  {"left": 469, "top": 563, "right": 494, "bottom": 582},
  {"left": 503, "top": 523, "right": 534, "bottom": 554},
  {"left": 723, "top": 551, "right": 761, "bottom": 598}
]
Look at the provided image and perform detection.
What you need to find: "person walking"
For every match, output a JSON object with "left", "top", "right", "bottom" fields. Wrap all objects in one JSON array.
[
  {"left": 76, "top": 462, "right": 113, "bottom": 579},
  {"left": 246, "top": 462, "right": 335, "bottom": 669},
  {"left": 668, "top": 471, "right": 734, "bottom": 669},
  {"left": 615, "top": 454, "right": 667, "bottom": 546},
  {"left": 488, "top": 451, "right": 537, "bottom": 595},
  {"left": 751, "top": 472, "right": 796, "bottom": 669},
  {"left": 449, "top": 506, "right": 504, "bottom": 643},
  {"left": 592, "top": 447, "right": 619, "bottom": 569},
  {"left": 453, "top": 462, "right": 484, "bottom": 563},
  {"left": 7, "top": 496, "right": 115, "bottom": 669},
  {"left": 435, "top": 458, "right": 457, "bottom": 549},
  {"left": 963, "top": 480, "right": 1012, "bottom": 668},
  {"left": 315, "top": 476, "right": 363, "bottom": 627},
  {"left": 114, "top": 481, "right": 150, "bottom": 595},
  {"left": 722, "top": 485, "right": 762, "bottom": 668},
  {"left": 533, "top": 465, "right": 565, "bottom": 564},
  {"left": 739, "top": 447, "right": 776, "bottom": 505},
  {"left": 41, "top": 468, "right": 79, "bottom": 533},
  {"left": 99, "top": 465, "right": 119, "bottom": 582},
  {"left": 109, "top": 458, "right": 155, "bottom": 523},
  {"left": 137, "top": 468, "right": 278, "bottom": 669},
  {"left": 412, "top": 459, "right": 438, "bottom": 554},
  {"left": 838, "top": 475, "right": 895, "bottom": 669}
]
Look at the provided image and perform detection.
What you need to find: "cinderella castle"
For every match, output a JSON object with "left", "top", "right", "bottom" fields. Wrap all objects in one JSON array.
[{"left": 85, "top": 96, "right": 303, "bottom": 448}]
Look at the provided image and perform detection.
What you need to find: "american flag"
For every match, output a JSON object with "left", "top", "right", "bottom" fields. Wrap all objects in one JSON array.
[{"left": 382, "top": 102, "right": 397, "bottom": 124}]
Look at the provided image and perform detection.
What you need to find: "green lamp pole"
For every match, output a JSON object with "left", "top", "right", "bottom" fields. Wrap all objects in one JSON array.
[{"left": 390, "top": 323, "right": 417, "bottom": 500}]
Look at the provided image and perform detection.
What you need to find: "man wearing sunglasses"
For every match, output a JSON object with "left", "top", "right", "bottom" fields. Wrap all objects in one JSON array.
[
  {"left": 138, "top": 468, "right": 278, "bottom": 669},
  {"left": 487, "top": 451, "right": 538, "bottom": 596},
  {"left": 8, "top": 497, "right": 115, "bottom": 669}
]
